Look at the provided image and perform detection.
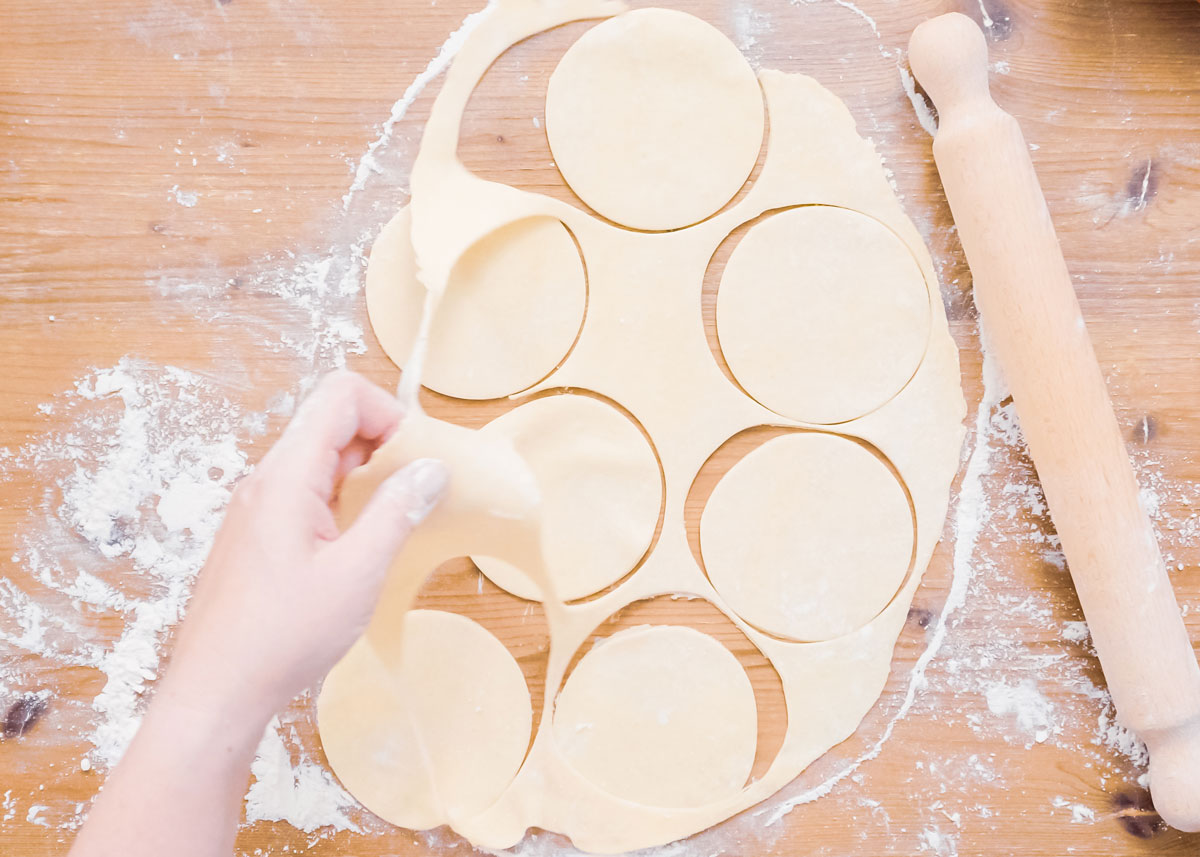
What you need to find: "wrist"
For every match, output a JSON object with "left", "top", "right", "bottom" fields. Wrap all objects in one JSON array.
[{"left": 153, "top": 656, "right": 278, "bottom": 752}]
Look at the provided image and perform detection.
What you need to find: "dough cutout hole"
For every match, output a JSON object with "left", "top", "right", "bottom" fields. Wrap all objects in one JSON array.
[
  {"left": 700, "top": 209, "right": 771, "bottom": 397},
  {"left": 365, "top": 208, "right": 589, "bottom": 401},
  {"left": 473, "top": 389, "right": 667, "bottom": 604},
  {"left": 414, "top": 556, "right": 551, "bottom": 756},
  {"left": 687, "top": 427, "right": 918, "bottom": 642},
  {"left": 459, "top": 13, "right": 769, "bottom": 236},
  {"left": 713, "top": 205, "right": 932, "bottom": 425},
  {"left": 416, "top": 384, "right": 514, "bottom": 429},
  {"left": 457, "top": 20, "right": 588, "bottom": 209},
  {"left": 685, "top": 423, "right": 789, "bottom": 570},
  {"left": 710, "top": 84, "right": 771, "bottom": 226},
  {"left": 555, "top": 595, "right": 787, "bottom": 800}
]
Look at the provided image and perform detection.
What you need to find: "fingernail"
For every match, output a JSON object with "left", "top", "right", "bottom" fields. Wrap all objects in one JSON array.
[{"left": 393, "top": 458, "right": 449, "bottom": 526}]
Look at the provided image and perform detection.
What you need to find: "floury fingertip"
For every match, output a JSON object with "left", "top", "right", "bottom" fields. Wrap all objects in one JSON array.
[{"left": 391, "top": 458, "right": 449, "bottom": 526}]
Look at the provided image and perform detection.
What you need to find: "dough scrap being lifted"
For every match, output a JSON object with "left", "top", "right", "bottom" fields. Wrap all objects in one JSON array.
[{"left": 366, "top": 207, "right": 586, "bottom": 400}]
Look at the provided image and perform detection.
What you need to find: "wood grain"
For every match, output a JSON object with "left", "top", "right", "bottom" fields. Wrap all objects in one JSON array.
[{"left": 2, "top": 0, "right": 1200, "bottom": 854}]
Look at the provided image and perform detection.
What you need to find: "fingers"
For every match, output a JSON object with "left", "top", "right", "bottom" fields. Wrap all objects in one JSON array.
[
  {"left": 334, "top": 436, "right": 379, "bottom": 485},
  {"left": 269, "top": 371, "right": 404, "bottom": 500},
  {"left": 322, "top": 458, "right": 449, "bottom": 578}
]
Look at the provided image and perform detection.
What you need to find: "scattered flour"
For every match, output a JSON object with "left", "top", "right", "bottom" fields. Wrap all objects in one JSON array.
[
  {"left": 341, "top": 3, "right": 490, "bottom": 208},
  {"left": 244, "top": 717, "right": 360, "bottom": 833},
  {"left": 1096, "top": 708, "right": 1150, "bottom": 769},
  {"left": 828, "top": 0, "right": 880, "bottom": 37},
  {"left": 0, "top": 1, "right": 487, "bottom": 844},
  {"left": 1061, "top": 620, "right": 1090, "bottom": 643},
  {"left": 984, "top": 679, "right": 1057, "bottom": 746},
  {"left": 3, "top": 361, "right": 253, "bottom": 766},
  {"left": 899, "top": 65, "right": 938, "bottom": 137},
  {"left": 3, "top": 0, "right": 1195, "bottom": 851},
  {"left": 168, "top": 184, "right": 199, "bottom": 207},
  {"left": 1072, "top": 804, "right": 1096, "bottom": 823},
  {"left": 919, "top": 824, "right": 957, "bottom": 856},
  {"left": 793, "top": 0, "right": 880, "bottom": 37},
  {"left": 0, "top": 292, "right": 369, "bottom": 839},
  {"left": 974, "top": 0, "right": 995, "bottom": 30},
  {"left": 1052, "top": 795, "right": 1097, "bottom": 824}
]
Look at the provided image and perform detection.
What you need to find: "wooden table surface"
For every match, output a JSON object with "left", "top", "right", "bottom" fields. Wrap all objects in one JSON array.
[{"left": 3, "top": 0, "right": 1200, "bottom": 854}]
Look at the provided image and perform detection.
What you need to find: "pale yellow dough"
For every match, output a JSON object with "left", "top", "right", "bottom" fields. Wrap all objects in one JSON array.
[
  {"left": 321, "top": 1, "right": 966, "bottom": 852},
  {"left": 553, "top": 625, "right": 757, "bottom": 808},
  {"left": 717, "top": 205, "right": 931, "bottom": 424},
  {"left": 365, "top": 207, "right": 586, "bottom": 400},
  {"left": 318, "top": 610, "right": 532, "bottom": 830},
  {"left": 473, "top": 394, "right": 662, "bottom": 601},
  {"left": 700, "top": 432, "right": 914, "bottom": 642},
  {"left": 545, "top": 7, "right": 764, "bottom": 231}
]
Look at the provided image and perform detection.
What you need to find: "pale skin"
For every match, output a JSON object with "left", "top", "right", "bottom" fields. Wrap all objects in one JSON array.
[{"left": 69, "top": 370, "right": 449, "bottom": 857}]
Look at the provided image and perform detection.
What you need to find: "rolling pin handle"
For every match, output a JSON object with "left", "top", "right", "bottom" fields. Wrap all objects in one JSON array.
[{"left": 908, "top": 13, "right": 993, "bottom": 119}]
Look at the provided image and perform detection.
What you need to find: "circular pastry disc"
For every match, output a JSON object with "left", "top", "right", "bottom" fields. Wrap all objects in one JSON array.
[
  {"left": 365, "top": 207, "right": 586, "bottom": 400},
  {"left": 474, "top": 395, "right": 661, "bottom": 602},
  {"left": 716, "top": 206, "right": 931, "bottom": 424},
  {"left": 546, "top": 8, "right": 764, "bottom": 231},
  {"left": 553, "top": 625, "right": 757, "bottom": 808},
  {"left": 317, "top": 610, "right": 532, "bottom": 830},
  {"left": 700, "top": 432, "right": 914, "bottom": 642}
]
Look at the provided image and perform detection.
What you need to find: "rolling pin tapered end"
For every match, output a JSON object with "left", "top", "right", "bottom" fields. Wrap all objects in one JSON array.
[
  {"left": 1146, "top": 720, "right": 1200, "bottom": 831},
  {"left": 908, "top": 12, "right": 992, "bottom": 117}
]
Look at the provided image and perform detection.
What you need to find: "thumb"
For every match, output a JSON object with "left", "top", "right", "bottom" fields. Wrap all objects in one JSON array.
[{"left": 330, "top": 457, "right": 449, "bottom": 574}]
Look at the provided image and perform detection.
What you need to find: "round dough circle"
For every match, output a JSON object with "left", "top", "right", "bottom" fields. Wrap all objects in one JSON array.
[
  {"left": 545, "top": 8, "right": 764, "bottom": 231},
  {"left": 716, "top": 206, "right": 931, "bottom": 424},
  {"left": 366, "top": 207, "right": 586, "bottom": 400},
  {"left": 700, "top": 432, "right": 913, "bottom": 642},
  {"left": 553, "top": 625, "right": 757, "bottom": 808},
  {"left": 317, "top": 610, "right": 532, "bottom": 830},
  {"left": 474, "top": 395, "right": 661, "bottom": 602}
]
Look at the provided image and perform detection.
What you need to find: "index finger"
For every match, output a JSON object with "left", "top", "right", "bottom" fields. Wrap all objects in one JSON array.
[{"left": 265, "top": 370, "right": 404, "bottom": 498}]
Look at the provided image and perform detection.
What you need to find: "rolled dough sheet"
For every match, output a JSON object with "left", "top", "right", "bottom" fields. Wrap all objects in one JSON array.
[{"left": 321, "top": 1, "right": 966, "bottom": 852}]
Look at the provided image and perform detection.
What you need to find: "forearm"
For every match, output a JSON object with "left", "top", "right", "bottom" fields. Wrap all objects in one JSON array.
[
  {"left": 70, "top": 675, "right": 271, "bottom": 857},
  {"left": 68, "top": 372, "right": 443, "bottom": 853}
]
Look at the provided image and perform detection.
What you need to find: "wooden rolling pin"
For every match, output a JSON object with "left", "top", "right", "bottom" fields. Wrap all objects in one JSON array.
[{"left": 909, "top": 13, "right": 1200, "bottom": 831}]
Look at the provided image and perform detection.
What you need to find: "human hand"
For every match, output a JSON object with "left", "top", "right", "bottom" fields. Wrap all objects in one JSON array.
[{"left": 161, "top": 370, "right": 448, "bottom": 726}]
